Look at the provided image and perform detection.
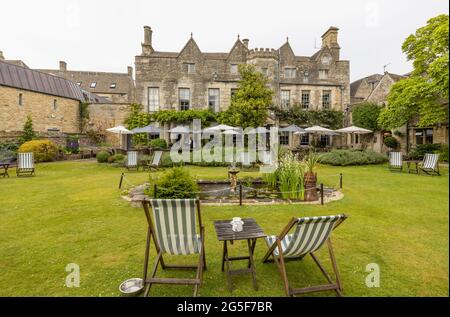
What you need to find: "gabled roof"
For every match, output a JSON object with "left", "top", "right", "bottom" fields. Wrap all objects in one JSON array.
[
  {"left": 178, "top": 37, "right": 203, "bottom": 59},
  {"left": 0, "top": 60, "right": 107, "bottom": 103},
  {"left": 350, "top": 73, "right": 383, "bottom": 97}
]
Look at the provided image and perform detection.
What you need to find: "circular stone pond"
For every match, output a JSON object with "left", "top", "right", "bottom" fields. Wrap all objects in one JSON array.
[{"left": 124, "top": 179, "right": 343, "bottom": 206}]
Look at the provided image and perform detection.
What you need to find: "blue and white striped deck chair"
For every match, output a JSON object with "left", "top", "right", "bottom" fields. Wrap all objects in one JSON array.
[
  {"left": 262, "top": 214, "right": 348, "bottom": 296},
  {"left": 419, "top": 153, "right": 440, "bottom": 175},
  {"left": 389, "top": 152, "right": 403, "bottom": 172},
  {"left": 16, "top": 152, "right": 35, "bottom": 177},
  {"left": 126, "top": 151, "right": 139, "bottom": 171},
  {"left": 141, "top": 198, "right": 206, "bottom": 297}
]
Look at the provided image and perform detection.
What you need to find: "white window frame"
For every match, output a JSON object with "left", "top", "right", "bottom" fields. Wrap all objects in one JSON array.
[
  {"left": 230, "top": 64, "right": 238, "bottom": 75},
  {"left": 322, "top": 90, "right": 331, "bottom": 109},
  {"left": 148, "top": 87, "right": 160, "bottom": 112},
  {"left": 208, "top": 88, "right": 220, "bottom": 112},
  {"left": 284, "top": 68, "right": 296, "bottom": 78},
  {"left": 280, "top": 90, "right": 290, "bottom": 109},
  {"left": 179, "top": 88, "right": 190, "bottom": 111},
  {"left": 319, "top": 69, "right": 329, "bottom": 80},
  {"left": 301, "top": 91, "right": 310, "bottom": 109}
]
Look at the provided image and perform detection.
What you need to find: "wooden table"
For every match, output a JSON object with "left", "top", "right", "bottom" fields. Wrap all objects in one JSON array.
[
  {"left": 0, "top": 163, "right": 10, "bottom": 178},
  {"left": 405, "top": 160, "right": 420, "bottom": 174},
  {"left": 213, "top": 218, "right": 266, "bottom": 291}
]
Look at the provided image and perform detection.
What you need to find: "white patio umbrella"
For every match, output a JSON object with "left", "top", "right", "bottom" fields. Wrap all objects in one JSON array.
[
  {"left": 336, "top": 125, "right": 372, "bottom": 134},
  {"left": 247, "top": 127, "right": 269, "bottom": 134},
  {"left": 204, "top": 124, "right": 236, "bottom": 131},
  {"left": 106, "top": 125, "right": 132, "bottom": 134},
  {"left": 222, "top": 129, "right": 241, "bottom": 135},
  {"left": 280, "top": 124, "right": 306, "bottom": 134},
  {"left": 169, "top": 126, "right": 190, "bottom": 133},
  {"left": 303, "top": 125, "right": 336, "bottom": 135},
  {"left": 131, "top": 125, "right": 161, "bottom": 134}
]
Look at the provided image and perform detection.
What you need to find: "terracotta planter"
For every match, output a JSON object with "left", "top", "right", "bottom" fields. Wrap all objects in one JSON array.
[{"left": 304, "top": 172, "right": 318, "bottom": 201}]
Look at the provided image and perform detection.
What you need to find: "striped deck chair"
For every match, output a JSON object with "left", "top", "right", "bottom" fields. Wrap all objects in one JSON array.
[
  {"left": 141, "top": 199, "right": 206, "bottom": 297},
  {"left": 126, "top": 151, "right": 139, "bottom": 171},
  {"left": 388, "top": 152, "right": 403, "bottom": 172},
  {"left": 419, "top": 153, "right": 440, "bottom": 175},
  {"left": 16, "top": 152, "right": 35, "bottom": 177},
  {"left": 144, "top": 150, "right": 163, "bottom": 171},
  {"left": 262, "top": 214, "right": 348, "bottom": 297}
]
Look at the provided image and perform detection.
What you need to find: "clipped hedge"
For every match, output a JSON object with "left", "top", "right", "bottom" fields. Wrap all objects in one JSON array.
[
  {"left": 149, "top": 138, "right": 167, "bottom": 149},
  {"left": 18, "top": 140, "right": 58, "bottom": 162},
  {"left": 318, "top": 150, "right": 388, "bottom": 166},
  {"left": 96, "top": 151, "right": 110, "bottom": 163},
  {"left": 148, "top": 167, "right": 199, "bottom": 199}
]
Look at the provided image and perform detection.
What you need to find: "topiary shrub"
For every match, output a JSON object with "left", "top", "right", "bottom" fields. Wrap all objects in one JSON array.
[
  {"left": 383, "top": 136, "right": 399, "bottom": 149},
  {"left": 96, "top": 150, "right": 110, "bottom": 163},
  {"left": 408, "top": 143, "right": 446, "bottom": 161},
  {"left": 318, "top": 149, "right": 388, "bottom": 166},
  {"left": 148, "top": 167, "right": 199, "bottom": 199},
  {"left": 18, "top": 140, "right": 58, "bottom": 162},
  {"left": 107, "top": 153, "right": 125, "bottom": 164},
  {"left": 149, "top": 138, "right": 167, "bottom": 149}
]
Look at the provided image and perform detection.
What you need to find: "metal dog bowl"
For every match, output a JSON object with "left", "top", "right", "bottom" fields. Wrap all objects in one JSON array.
[{"left": 119, "top": 278, "right": 144, "bottom": 296}]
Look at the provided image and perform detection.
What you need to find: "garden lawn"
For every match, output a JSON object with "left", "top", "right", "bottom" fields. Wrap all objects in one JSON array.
[{"left": 0, "top": 160, "right": 448, "bottom": 297}]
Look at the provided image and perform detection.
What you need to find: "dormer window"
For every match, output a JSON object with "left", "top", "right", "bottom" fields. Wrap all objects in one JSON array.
[
  {"left": 284, "top": 68, "right": 296, "bottom": 78},
  {"left": 90, "top": 82, "right": 97, "bottom": 88},
  {"left": 319, "top": 70, "right": 329, "bottom": 80},
  {"left": 110, "top": 83, "right": 116, "bottom": 89},
  {"left": 184, "top": 63, "right": 196, "bottom": 73},
  {"left": 230, "top": 64, "right": 238, "bottom": 75}
]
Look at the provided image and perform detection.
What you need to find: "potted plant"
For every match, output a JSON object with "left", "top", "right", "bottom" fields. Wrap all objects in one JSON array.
[{"left": 304, "top": 152, "right": 319, "bottom": 201}]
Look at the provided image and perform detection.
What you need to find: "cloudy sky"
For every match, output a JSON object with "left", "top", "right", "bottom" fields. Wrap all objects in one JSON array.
[{"left": 1, "top": 0, "right": 448, "bottom": 80}]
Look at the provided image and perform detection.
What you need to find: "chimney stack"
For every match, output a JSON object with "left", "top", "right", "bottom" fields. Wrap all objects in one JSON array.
[
  {"left": 321, "top": 26, "right": 340, "bottom": 60},
  {"left": 242, "top": 39, "right": 249, "bottom": 48},
  {"left": 59, "top": 61, "right": 67, "bottom": 72},
  {"left": 142, "top": 26, "right": 154, "bottom": 55},
  {"left": 0, "top": 51, "right": 4, "bottom": 61},
  {"left": 127, "top": 66, "right": 133, "bottom": 77}
]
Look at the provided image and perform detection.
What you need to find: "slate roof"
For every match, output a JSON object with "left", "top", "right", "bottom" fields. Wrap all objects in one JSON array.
[
  {"left": 350, "top": 73, "right": 383, "bottom": 97},
  {"left": 0, "top": 60, "right": 107, "bottom": 103}
]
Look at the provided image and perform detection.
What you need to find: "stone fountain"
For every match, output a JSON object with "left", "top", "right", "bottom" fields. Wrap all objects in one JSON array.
[{"left": 228, "top": 162, "right": 240, "bottom": 193}]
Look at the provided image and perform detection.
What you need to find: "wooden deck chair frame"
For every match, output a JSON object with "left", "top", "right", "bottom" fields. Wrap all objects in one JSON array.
[
  {"left": 16, "top": 152, "right": 35, "bottom": 177},
  {"left": 388, "top": 152, "right": 403, "bottom": 172},
  {"left": 144, "top": 150, "right": 163, "bottom": 171},
  {"left": 141, "top": 198, "right": 206, "bottom": 297},
  {"left": 126, "top": 151, "right": 139, "bottom": 171},
  {"left": 419, "top": 153, "right": 440, "bottom": 176},
  {"left": 262, "top": 215, "right": 347, "bottom": 297}
]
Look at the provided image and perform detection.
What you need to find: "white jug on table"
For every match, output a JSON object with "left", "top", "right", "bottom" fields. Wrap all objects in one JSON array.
[{"left": 230, "top": 217, "right": 244, "bottom": 232}]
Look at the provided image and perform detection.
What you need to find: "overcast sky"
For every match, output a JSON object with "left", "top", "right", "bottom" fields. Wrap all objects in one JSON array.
[{"left": 1, "top": 0, "right": 448, "bottom": 81}]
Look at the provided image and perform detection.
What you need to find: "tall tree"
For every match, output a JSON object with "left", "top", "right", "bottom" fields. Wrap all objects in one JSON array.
[
  {"left": 379, "top": 14, "right": 449, "bottom": 129},
  {"left": 218, "top": 64, "right": 273, "bottom": 128},
  {"left": 18, "top": 115, "right": 36, "bottom": 144}
]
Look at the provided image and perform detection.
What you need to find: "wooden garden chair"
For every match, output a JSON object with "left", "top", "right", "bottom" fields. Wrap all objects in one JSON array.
[
  {"left": 262, "top": 214, "right": 348, "bottom": 297},
  {"left": 16, "top": 152, "right": 35, "bottom": 177},
  {"left": 141, "top": 198, "right": 206, "bottom": 297},
  {"left": 388, "top": 152, "right": 403, "bottom": 172},
  {"left": 145, "top": 150, "right": 163, "bottom": 171},
  {"left": 126, "top": 150, "right": 139, "bottom": 171},
  {"left": 419, "top": 153, "right": 440, "bottom": 175}
]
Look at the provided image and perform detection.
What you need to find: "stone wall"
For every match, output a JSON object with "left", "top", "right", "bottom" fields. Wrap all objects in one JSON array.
[{"left": 0, "top": 85, "right": 80, "bottom": 134}]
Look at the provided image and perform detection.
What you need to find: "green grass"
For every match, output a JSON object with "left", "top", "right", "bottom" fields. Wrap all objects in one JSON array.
[{"left": 0, "top": 161, "right": 448, "bottom": 297}]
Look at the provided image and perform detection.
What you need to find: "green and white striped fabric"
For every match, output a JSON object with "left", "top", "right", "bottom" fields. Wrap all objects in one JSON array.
[
  {"left": 152, "top": 151, "right": 162, "bottom": 166},
  {"left": 423, "top": 153, "right": 439, "bottom": 169},
  {"left": 18, "top": 152, "right": 34, "bottom": 169},
  {"left": 389, "top": 152, "right": 402, "bottom": 168},
  {"left": 265, "top": 215, "right": 345, "bottom": 257},
  {"left": 127, "top": 151, "right": 138, "bottom": 167},
  {"left": 149, "top": 199, "right": 201, "bottom": 255}
]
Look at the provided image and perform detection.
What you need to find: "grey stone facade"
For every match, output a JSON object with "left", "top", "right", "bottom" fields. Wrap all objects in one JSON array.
[{"left": 135, "top": 26, "right": 350, "bottom": 116}]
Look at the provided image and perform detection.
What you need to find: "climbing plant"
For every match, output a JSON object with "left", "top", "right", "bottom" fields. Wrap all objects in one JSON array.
[
  {"left": 271, "top": 105, "right": 344, "bottom": 130},
  {"left": 124, "top": 103, "right": 151, "bottom": 145},
  {"left": 150, "top": 109, "right": 217, "bottom": 126}
]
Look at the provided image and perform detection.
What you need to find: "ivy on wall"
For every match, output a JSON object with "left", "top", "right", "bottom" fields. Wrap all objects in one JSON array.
[
  {"left": 271, "top": 105, "right": 344, "bottom": 130},
  {"left": 149, "top": 109, "right": 217, "bottom": 126}
]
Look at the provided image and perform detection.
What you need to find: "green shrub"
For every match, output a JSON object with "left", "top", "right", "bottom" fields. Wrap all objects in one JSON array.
[
  {"left": 18, "top": 140, "right": 58, "bottom": 162},
  {"left": 409, "top": 143, "right": 447, "bottom": 161},
  {"left": 383, "top": 136, "right": 399, "bottom": 149},
  {"left": 149, "top": 138, "right": 167, "bottom": 149},
  {"left": 96, "top": 151, "right": 110, "bottom": 163},
  {"left": 107, "top": 153, "right": 125, "bottom": 164},
  {"left": 351, "top": 102, "right": 381, "bottom": 131},
  {"left": 318, "top": 150, "right": 388, "bottom": 166},
  {"left": 147, "top": 167, "right": 199, "bottom": 199},
  {"left": 0, "top": 142, "right": 18, "bottom": 162}
]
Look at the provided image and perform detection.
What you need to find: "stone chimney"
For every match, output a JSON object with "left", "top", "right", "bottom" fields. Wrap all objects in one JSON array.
[
  {"left": 242, "top": 39, "right": 249, "bottom": 48},
  {"left": 321, "top": 26, "right": 340, "bottom": 60},
  {"left": 142, "top": 26, "right": 154, "bottom": 55},
  {"left": 59, "top": 61, "right": 67, "bottom": 72},
  {"left": 0, "top": 51, "right": 4, "bottom": 61},
  {"left": 127, "top": 66, "right": 133, "bottom": 77}
]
